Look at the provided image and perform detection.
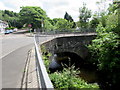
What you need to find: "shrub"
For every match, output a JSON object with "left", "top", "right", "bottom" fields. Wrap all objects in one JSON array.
[
  {"left": 41, "top": 45, "right": 99, "bottom": 89},
  {"left": 49, "top": 66, "right": 99, "bottom": 89},
  {"left": 88, "top": 7, "right": 120, "bottom": 89}
]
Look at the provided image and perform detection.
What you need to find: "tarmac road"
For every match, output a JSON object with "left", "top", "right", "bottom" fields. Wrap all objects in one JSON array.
[
  {"left": 2, "top": 44, "right": 33, "bottom": 88},
  {"left": 1, "top": 30, "right": 34, "bottom": 88}
]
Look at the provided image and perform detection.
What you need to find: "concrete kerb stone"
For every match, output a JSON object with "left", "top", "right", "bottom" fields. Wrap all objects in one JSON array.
[
  {"left": 21, "top": 47, "right": 39, "bottom": 89},
  {"left": 27, "top": 47, "right": 38, "bottom": 88}
]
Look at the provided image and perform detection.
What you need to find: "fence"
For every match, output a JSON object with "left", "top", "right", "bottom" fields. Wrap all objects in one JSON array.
[
  {"left": 34, "top": 34, "right": 54, "bottom": 89},
  {"left": 35, "top": 28, "right": 96, "bottom": 35}
]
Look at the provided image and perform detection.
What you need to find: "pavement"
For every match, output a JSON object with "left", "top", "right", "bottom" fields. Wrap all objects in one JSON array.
[{"left": 20, "top": 47, "right": 39, "bottom": 88}]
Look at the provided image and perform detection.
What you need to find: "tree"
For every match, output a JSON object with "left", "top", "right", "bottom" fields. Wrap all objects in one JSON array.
[
  {"left": 64, "top": 12, "right": 76, "bottom": 28},
  {"left": 108, "top": 2, "right": 120, "bottom": 14},
  {"left": 88, "top": 3, "right": 120, "bottom": 89},
  {"left": 79, "top": 3, "right": 91, "bottom": 28},
  {"left": 64, "top": 12, "right": 73, "bottom": 22},
  {"left": 0, "top": 10, "right": 22, "bottom": 28},
  {"left": 89, "top": 17, "right": 99, "bottom": 28},
  {"left": 96, "top": 0, "right": 110, "bottom": 17},
  {"left": 54, "top": 18, "right": 73, "bottom": 30},
  {"left": 89, "top": 13, "right": 100, "bottom": 28},
  {"left": 19, "top": 6, "right": 47, "bottom": 31},
  {"left": 53, "top": 18, "right": 63, "bottom": 24},
  {"left": 43, "top": 19, "right": 56, "bottom": 31}
]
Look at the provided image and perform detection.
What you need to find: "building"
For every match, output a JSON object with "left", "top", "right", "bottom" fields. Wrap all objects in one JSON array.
[{"left": 0, "top": 20, "right": 9, "bottom": 34}]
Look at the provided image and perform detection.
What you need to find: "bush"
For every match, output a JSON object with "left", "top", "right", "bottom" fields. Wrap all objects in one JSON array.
[
  {"left": 88, "top": 8, "right": 120, "bottom": 89},
  {"left": 49, "top": 66, "right": 99, "bottom": 89},
  {"left": 5, "top": 27, "right": 15, "bottom": 30},
  {"left": 41, "top": 45, "right": 99, "bottom": 89}
]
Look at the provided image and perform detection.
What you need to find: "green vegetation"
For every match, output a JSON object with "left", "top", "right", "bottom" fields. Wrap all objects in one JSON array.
[
  {"left": 41, "top": 46, "right": 99, "bottom": 89},
  {"left": 49, "top": 67, "right": 99, "bottom": 89},
  {"left": 0, "top": 2, "right": 103, "bottom": 32},
  {"left": 0, "top": 10, "right": 23, "bottom": 28},
  {"left": 78, "top": 3, "right": 92, "bottom": 28},
  {"left": 1, "top": 1, "right": 119, "bottom": 89},
  {"left": 41, "top": 2, "right": 120, "bottom": 89},
  {"left": 41, "top": 46, "right": 51, "bottom": 71},
  {"left": 0, "top": 6, "right": 76, "bottom": 31},
  {"left": 64, "top": 12, "right": 76, "bottom": 28},
  {"left": 88, "top": 3, "right": 120, "bottom": 89},
  {"left": 89, "top": 14, "right": 99, "bottom": 28},
  {"left": 5, "top": 27, "right": 15, "bottom": 30},
  {"left": 42, "top": 53, "right": 51, "bottom": 71},
  {"left": 55, "top": 18, "right": 73, "bottom": 30},
  {"left": 37, "top": 2, "right": 120, "bottom": 89},
  {"left": 19, "top": 6, "right": 47, "bottom": 30},
  {"left": 43, "top": 19, "right": 56, "bottom": 31}
]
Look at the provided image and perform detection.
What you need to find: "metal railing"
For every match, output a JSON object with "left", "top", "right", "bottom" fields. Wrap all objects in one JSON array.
[
  {"left": 34, "top": 34, "right": 54, "bottom": 89},
  {"left": 35, "top": 28, "right": 96, "bottom": 35}
]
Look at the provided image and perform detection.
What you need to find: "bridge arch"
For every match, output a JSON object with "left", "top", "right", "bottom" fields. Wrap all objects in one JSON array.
[
  {"left": 49, "top": 51, "right": 85, "bottom": 73},
  {"left": 41, "top": 35, "right": 96, "bottom": 60}
]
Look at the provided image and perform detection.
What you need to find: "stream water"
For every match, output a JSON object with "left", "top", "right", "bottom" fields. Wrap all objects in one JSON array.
[{"left": 49, "top": 52, "right": 99, "bottom": 84}]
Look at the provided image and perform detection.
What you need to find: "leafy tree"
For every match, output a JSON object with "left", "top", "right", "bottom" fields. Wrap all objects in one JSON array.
[
  {"left": 53, "top": 18, "right": 63, "bottom": 25},
  {"left": 19, "top": 6, "right": 47, "bottom": 31},
  {"left": 0, "top": 10, "right": 4, "bottom": 19},
  {"left": 108, "top": 4, "right": 118, "bottom": 14},
  {"left": 94, "top": 0, "right": 110, "bottom": 28},
  {"left": 47, "top": 17, "right": 55, "bottom": 26},
  {"left": 88, "top": 3, "right": 120, "bottom": 89},
  {"left": 0, "top": 10, "right": 23, "bottom": 28},
  {"left": 43, "top": 19, "right": 56, "bottom": 31},
  {"left": 3, "top": 10, "right": 19, "bottom": 17},
  {"left": 79, "top": 3, "right": 91, "bottom": 28},
  {"left": 96, "top": 0, "right": 109, "bottom": 17},
  {"left": 54, "top": 18, "right": 73, "bottom": 30},
  {"left": 89, "top": 14, "right": 99, "bottom": 28}
]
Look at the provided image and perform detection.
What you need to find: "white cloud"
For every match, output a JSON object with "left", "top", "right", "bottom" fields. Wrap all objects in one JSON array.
[
  {"left": 0, "top": 0, "right": 112, "bottom": 21},
  {"left": 0, "top": 0, "right": 43, "bottom": 12},
  {"left": 0, "top": 2, "right": 6, "bottom": 10},
  {"left": 0, "top": 1, "right": 14, "bottom": 11},
  {"left": 43, "top": 0, "right": 84, "bottom": 21}
]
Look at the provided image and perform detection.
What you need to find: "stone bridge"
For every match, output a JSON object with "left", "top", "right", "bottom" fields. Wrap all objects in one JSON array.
[{"left": 41, "top": 34, "right": 97, "bottom": 60}]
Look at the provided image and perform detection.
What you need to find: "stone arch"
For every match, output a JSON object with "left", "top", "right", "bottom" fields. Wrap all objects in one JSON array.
[
  {"left": 55, "top": 52, "right": 84, "bottom": 67},
  {"left": 49, "top": 51, "right": 85, "bottom": 73}
]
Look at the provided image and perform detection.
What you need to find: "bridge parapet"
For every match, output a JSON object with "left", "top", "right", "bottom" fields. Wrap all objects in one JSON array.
[
  {"left": 35, "top": 28, "right": 96, "bottom": 35},
  {"left": 41, "top": 34, "right": 97, "bottom": 59}
]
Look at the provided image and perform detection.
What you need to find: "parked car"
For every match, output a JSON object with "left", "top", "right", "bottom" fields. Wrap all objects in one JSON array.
[
  {"left": 5, "top": 30, "right": 10, "bottom": 34},
  {"left": 9, "top": 30, "right": 13, "bottom": 33},
  {"left": 13, "top": 28, "right": 18, "bottom": 32}
]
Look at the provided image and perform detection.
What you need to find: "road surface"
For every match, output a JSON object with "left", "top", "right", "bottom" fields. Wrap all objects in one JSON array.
[{"left": 1, "top": 30, "right": 34, "bottom": 88}]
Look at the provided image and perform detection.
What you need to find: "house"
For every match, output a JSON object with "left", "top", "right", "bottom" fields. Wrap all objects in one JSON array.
[{"left": 0, "top": 20, "right": 9, "bottom": 34}]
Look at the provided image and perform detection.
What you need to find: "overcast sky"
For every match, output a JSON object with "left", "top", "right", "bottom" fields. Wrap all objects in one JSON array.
[{"left": 0, "top": 0, "right": 112, "bottom": 21}]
